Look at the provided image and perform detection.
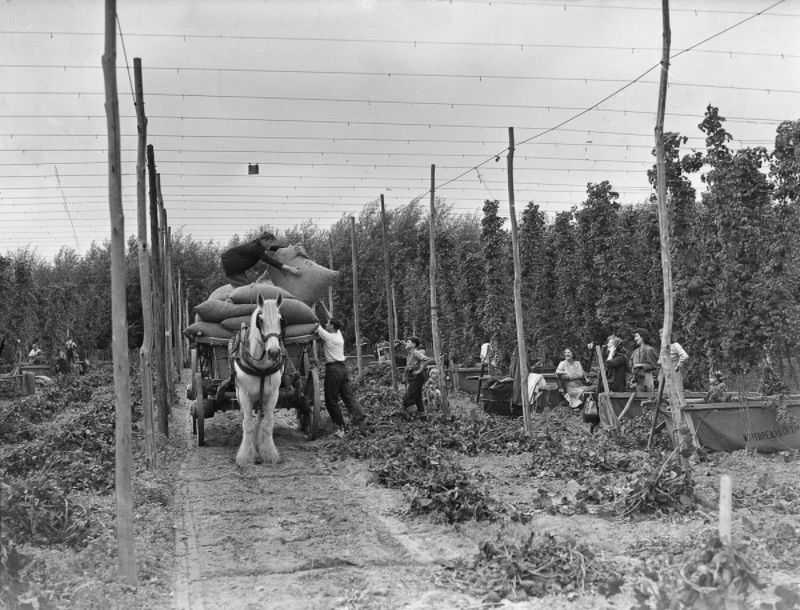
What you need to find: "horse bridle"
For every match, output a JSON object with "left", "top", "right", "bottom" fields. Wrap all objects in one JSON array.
[{"left": 238, "top": 311, "right": 285, "bottom": 378}]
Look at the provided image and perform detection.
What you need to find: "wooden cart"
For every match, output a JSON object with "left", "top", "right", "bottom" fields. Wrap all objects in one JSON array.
[{"left": 187, "top": 333, "right": 322, "bottom": 446}]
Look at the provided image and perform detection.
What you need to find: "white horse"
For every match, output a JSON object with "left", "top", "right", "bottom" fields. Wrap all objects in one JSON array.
[{"left": 232, "top": 294, "right": 285, "bottom": 466}]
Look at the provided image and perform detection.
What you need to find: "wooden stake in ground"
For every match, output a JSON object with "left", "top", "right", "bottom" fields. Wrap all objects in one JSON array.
[
  {"left": 133, "top": 57, "right": 156, "bottom": 470},
  {"left": 380, "top": 194, "right": 398, "bottom": 391},
  {"left": 506, "top": 128, "right": 530, "bottom": 435},
  {"left": 719, "top": 474, "right": 732, "bottom": 544},
  {"left": 102, "top": 0, "right": 136, "bottom": 585},
  {"left": 429, "top": 165, "right": 450, "bottom": 415},
  {"left": 349, "top": 216, "right": 363, "bottom": 379}
]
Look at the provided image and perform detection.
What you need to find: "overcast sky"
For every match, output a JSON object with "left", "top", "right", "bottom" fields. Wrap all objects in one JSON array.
[{"left": 2, "top": 0, "right": 798, "bottom": 260}]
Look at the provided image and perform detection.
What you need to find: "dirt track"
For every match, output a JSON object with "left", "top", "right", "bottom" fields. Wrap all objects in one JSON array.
[{"left": 170, "top": 372, "right": 479, "bottom": 610}]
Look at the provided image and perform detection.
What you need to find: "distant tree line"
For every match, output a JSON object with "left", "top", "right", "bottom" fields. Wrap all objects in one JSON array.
[{"left": 2, "top": 108, "right": 798, "bottom": 390}]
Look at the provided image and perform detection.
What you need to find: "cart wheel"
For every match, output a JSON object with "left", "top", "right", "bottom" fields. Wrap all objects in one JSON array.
[
  {"left": 196, "top": 399, "right": 207, "bottom": 446},
  {"left": 193, "top": 372, "right": 206, "bottom": 446},
  {"left": 306, "top": 368, "right": 321, "bottom": 440}
]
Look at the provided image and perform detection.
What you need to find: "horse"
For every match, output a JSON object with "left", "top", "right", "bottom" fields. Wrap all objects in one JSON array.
[{"left": 231, "top": 294, "right": 285, "bottom": 466}]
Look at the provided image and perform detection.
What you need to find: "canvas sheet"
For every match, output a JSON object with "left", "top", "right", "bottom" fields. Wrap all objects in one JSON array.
[{"left": 683, "top": 402, "right": 800, "bottom": 453}]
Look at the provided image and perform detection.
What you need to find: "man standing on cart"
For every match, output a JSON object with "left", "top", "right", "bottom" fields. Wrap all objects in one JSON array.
[{"left": 221, "top": 231, "right": 302, "bottom": 287}]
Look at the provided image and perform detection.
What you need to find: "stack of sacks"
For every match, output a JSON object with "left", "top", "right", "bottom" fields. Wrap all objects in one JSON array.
[
  {"left": 266, "top": 245, "right": 339, "bottom": 306},
  {"left": 183, "top": 281, "right": 320, "bottom": 341}
]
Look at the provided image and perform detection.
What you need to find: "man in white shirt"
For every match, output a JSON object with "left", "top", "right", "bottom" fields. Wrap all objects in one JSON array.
[
  {"left": 316, "top": 318, "right": 366, "bottom": 437},
  {"left": 669, "top": 339, "right": 690, "bottom": 394}
]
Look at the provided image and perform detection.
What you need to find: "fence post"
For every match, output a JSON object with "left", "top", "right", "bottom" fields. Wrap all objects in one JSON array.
[{"left": 21, "top": 372, "right": 36, "bottom": 396}]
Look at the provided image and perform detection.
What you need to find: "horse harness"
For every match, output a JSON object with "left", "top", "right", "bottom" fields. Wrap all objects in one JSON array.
[{"left": 231, "top": 323, "right": 286, "bottom": 413}]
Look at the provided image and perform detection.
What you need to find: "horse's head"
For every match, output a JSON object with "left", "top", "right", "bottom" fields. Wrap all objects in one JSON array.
[{"left": 249, "top": 294, "right": 284, "bottom": 362}]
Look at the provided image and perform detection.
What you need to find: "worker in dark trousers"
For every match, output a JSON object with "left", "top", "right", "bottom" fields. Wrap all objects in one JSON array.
[
  {"left": 316, "top": 317, "right": 366, "bottom": 438},
  {"left": 402, "top": 337, "right": 430, "bottom": 415}
]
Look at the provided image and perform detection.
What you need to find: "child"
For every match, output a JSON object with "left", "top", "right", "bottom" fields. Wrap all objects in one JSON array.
[
  {"left": 422, "top": 367, "right": 443, "bottom": 412},
  {"left": 705, "top": 370, "right": 728, "bottom": 403}
]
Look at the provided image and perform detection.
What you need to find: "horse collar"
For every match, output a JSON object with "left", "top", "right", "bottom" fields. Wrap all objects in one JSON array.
[{"left": 237, "top": 343, "right": 285, "bottom": 378}]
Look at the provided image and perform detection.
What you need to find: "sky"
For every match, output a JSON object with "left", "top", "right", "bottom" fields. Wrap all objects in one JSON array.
[{"left": 1, "top": 0, "right": 798, "bottom": 260}]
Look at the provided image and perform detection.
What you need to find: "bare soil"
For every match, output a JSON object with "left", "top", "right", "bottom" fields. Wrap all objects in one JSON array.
[{"left": 170, "top": 371, "right": 800, "bottom": 609}]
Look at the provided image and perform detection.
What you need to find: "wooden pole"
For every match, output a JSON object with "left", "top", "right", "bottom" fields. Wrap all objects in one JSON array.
[
  {"left": 380, "top": 195, "right": 398, "bottom": 391},
  {"left": 349, "top": 216, "right": 362, "bottom": 379},
  {"left": 175, "top": 271, "right": 184, "bottom": 368},
  {"left": 719, "top": 474, "right": 732, "bottom": 544},
  {"left": 102, "top": 0, "right": 136, "bottom": 584},
  {"left": 327, "top": 232, "right": 335, "bottom": 316},
  {"left": 507, "top": 129, "right": 530, "bottom": 434},
  {"left": 147, "top": 146, "right": 168, "bottom": 436},
  {"left": 595, "top": 345, "right": 611, "bottom": 394},
  {"left": 654, "top": 0, "right": 687, "bottom": 462},
  {"left": 169, "top": 231, "right": 179, "bottom": 374},
  {"left": 167, "top": 225, "right": 176, "bottom": 394},
  {"left": 183, "top": 291, "right": 191, "bottom": 367},
  {"left": 391, "top": 284, "right": 399, "bottom": 343},
  {"left": 429, "top": 165, "right": 449, "bottom": 415},
  {"left": 158, "top": 195, "right": 175, "bottom": 404},
  {"left": 133, "top": 57, "right": 156, "bottom": 470},
  {"left": 158, "top": 182, "right": 173, "bottom": 396}
]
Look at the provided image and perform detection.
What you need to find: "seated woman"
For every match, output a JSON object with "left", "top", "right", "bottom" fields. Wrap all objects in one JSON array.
[
  {"left": 555, "top": 348, "right": 590, "bottom": 409},
  {"left": 28, "top": 341, "right": 44, "bottom": 364}
]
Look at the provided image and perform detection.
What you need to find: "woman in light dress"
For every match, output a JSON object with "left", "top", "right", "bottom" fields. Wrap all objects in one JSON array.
[{"left": 555, "top": 348, "right": 589, "bottom": 409}]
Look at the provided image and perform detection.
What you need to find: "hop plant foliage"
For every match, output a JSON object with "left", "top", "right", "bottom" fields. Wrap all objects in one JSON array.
[
  {"left": 443, "top": 531, "right": 625, "bottom": 603},
  {"left": 632, "top": 534, "right": 765, "bottom": 610},
  {"left": 0, "top": 477, "right": 93, "bottom": 549}
]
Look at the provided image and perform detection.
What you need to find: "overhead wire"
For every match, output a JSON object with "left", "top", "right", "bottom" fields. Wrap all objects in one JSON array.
[
  {"left": 0, "top": 110, "right": 786, "bottom": 128},
  {"left": 0, "top": 113, "right": 786, "bottom": 129},
  {"left": 115, "top": 15, "right": 136, "bottom": 105},
  {"left": 52, "top": 166, "right": 81, "bottom": 250},
  {"left": 4, "top": 64, "right": 800, "bottom": 94},
  {"left": 1, "top": 1, "right": 794, "bottom": 251},
  {"left": 421, "top": 0, "right": 789, "bottom": 198},
  {"left": 0, "top": 133, "right": 775, "bottom": 149}
]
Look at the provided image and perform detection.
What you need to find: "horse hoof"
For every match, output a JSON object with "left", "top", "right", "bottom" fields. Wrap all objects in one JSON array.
[{"left": 235, "top": 451, "right": 254, "bottom": 468}]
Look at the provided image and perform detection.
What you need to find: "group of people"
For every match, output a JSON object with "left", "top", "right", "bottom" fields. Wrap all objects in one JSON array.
[
  {"left": 219, "top": 233, "right": 706, "bottom": 434},
  {"left": 221, "top": 233, "right": 445, "bottom": 440},
  {"left": 19, "top": 337, "right": 86, "bottom": 374},
  {"left": 314, "top": 317, "right": 439, "bottom": 438},
  {"left": 555, "top": 329, "right": 690, "bottom": 410}
]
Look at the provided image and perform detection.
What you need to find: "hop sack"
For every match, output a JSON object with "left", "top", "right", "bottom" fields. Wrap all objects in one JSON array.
[
  {"left": 219, "top": 298, "right": 318, "bottom": 330},
  {"left": 267, "top": 245, "right": 339, "bottom": 305},
  {"left": 183, "top": 321, "right": 233, "bottom": 340},
  {"left": 207, "top": 283, "right": 234, "bottom": 301},
  {"left": 193, "top": 300, "right": 259, "bottom": 323},
  {"left": 229, "top": 282, "right": 294, "bottom": 305}
]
